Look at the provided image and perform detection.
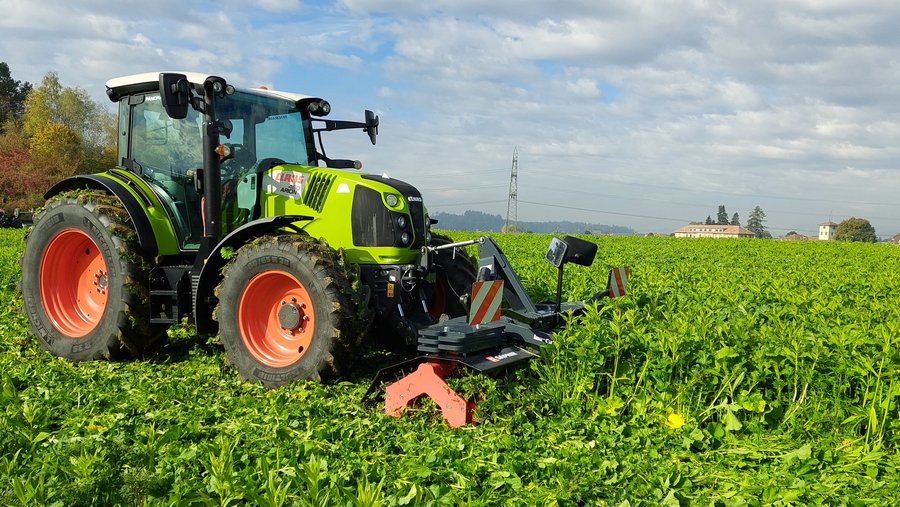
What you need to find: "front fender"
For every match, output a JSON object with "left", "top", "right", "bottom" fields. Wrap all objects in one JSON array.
[{"left": 193, "top": 215, "right": 313, "bottom": 335}]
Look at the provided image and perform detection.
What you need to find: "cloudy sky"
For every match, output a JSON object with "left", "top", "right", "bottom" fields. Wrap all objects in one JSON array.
[{"left": 2, "top": 0, "right": 899, "bottom": 235}]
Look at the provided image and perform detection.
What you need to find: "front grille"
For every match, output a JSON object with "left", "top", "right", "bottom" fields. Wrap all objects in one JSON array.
[
  {"left": 303, "top": 172, "right": 335, "bottom": 212},
  {"left": 352, "top": 186, "right": 395, "bottom": 246},
  {"left": 360, "top": 174, "right": 425, "bottom": 248}
]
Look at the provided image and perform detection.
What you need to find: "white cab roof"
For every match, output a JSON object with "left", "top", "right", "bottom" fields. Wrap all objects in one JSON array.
[{"left": 105, "top": 71, "right": 315, "bottom": 103}]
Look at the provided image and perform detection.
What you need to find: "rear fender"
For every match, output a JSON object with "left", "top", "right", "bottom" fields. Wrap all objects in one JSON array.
[
  {"left": 45, "top": 175, "right": 161, "bottom": 256},
  {"left": 193, "top": 215, "right": 313, "bottom": 335}
]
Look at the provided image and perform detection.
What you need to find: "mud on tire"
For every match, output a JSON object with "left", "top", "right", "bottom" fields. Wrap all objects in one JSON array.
[
  {"left": 20, "top": 190, "right": 161, "bottom": 360},
  {"left": 214, "top": 234, "right": 363, "bottom": 387}
]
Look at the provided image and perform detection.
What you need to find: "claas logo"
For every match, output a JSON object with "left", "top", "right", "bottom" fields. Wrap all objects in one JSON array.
[{"left": 273, "top": 171, "right": 304, "bottom": 184}]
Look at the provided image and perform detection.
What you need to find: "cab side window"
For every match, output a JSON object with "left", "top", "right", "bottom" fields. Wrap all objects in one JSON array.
[
  {"left": 129, "top": 93, "right": 203, "bottom": 249},
  {"left": 131, "top": 95, "right": 202, "bottom": 176}
]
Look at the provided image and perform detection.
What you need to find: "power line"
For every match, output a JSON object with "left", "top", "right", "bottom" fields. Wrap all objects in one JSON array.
[
  {"left": 518, "top": 183, "right": 900, "bottom": 221},
  {"left": 430, "top": 196, "right": 823, "bottom": 233},
  {"left": 418, "top": 183, "right": 507, "bottom": 192},
  {"left": 517, "top": 199, "right": 812, "bottom": 234},
  {"left": 416, "top": 168, "right": 509, "bottom": 179},
  {"left": 598, "top": 180, "right": 900, "bottom": 208},
  {"left": 518, "top": 200, "right": 687, "bottom": 222},
  {"left": 429, "top": 199, "right": 508, "bottom": 208},
  {"left": 418, "top": 173, "right": 900, "bottom": 210}
]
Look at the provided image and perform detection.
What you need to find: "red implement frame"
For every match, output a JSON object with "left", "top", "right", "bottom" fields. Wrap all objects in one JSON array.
[{"left": 383, "top": 361, "right": 476, "bottom": 428}]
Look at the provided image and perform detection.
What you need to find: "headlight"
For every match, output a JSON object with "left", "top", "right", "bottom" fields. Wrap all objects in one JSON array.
[
  {"left": 397, "top": 215, "right": 407, "bottom": 228},
  {"left": 385, "top": 194, "right": 399, "bottom": 207},
  {"left": 400, "top": 231, "right": 411, "bottom": 245},
  {"left": 307, "top": 99, "right": 331, "bottom": 116}
]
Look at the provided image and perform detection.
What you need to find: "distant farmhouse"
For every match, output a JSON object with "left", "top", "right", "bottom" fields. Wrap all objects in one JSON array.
[
  {"left": 818, "top": 221, "right": 837, "bottom": 240},
  {"left": 673, "top": 224, "right": 755, "bottom": 238}
]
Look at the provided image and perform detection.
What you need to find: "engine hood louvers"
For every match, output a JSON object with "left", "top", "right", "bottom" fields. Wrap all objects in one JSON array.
[{"left": 303, "top": 172, "right": 336, "bottom": 212}]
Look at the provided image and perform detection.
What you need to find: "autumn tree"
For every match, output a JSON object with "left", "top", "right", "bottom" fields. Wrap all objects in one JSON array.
[
  {"left": 0, "top": 71, "right": 117, "bottom": 208},
  {"left": 746, "top": 206, "right": 771, "bottom": 238},
  {"left": 0, "top": 131, "right": 30, "bottom": 206},
  {"left": 23, "top": 71, "right": 115, "bottom": 156},
  {"left": 834, "top": 217, "right": 876, "bottom": 243},
  {"left": 0, "top": 63, "right": 34, "bottom": 207}
]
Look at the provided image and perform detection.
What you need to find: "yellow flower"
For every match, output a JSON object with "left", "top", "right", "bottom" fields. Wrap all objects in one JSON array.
[
  {"left": 86, "top": 423, "right": 107, "bottom": 433},
  {"left": 664, "top": 412, "right": 685, "bottom": 430}
]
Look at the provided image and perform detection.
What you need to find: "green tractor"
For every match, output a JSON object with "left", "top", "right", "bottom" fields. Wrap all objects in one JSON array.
[
  {"left": 20, "top": 72, "right": 476, "bottom": 386},
  {"left": 21, "top": 73, "right": 628, "bottom": 423}
]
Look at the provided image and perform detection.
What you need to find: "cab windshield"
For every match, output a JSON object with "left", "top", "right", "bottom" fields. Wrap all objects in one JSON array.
[{"left": 215, "top": 90, "right": 313, "bottom": 167}]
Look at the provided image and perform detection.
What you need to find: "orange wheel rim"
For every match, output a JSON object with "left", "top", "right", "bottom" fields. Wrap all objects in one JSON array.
[
  {"left": 39, "top": 229, "right": 109, "bottom": 338},
  {"left": 238, "top": 270, "right": 315, "bottom": 367}
]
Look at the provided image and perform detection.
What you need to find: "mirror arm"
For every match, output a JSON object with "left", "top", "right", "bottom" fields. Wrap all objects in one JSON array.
[
  {"left": 190, "top": 96, "right": 206, "bottom": 114},
  {"left": 310, "top": 119, "right": 368, "bottom": 133}
]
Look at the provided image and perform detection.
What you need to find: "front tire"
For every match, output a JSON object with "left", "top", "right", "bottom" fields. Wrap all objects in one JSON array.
[
  {"left": 20, "top": 191, "right": 158, "bottom": 360},
  {"left": 215, "top": 235, "right": 362, "bottom": 387}
]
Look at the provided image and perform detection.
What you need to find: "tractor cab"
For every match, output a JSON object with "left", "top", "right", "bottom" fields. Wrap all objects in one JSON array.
[{"left": 107, "top": 72, "right": 378, "bottom": 250}]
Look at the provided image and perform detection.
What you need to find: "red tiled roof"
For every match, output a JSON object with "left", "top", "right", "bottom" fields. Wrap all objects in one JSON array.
[{"left": 673, "top": 224, "right": 755, "bottom": 236}]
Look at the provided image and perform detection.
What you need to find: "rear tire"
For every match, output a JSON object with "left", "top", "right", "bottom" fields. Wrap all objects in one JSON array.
[
  {"left": 20, "top": 191, "right": 160, "bottom": 360},
  {"left": 214, "top": 234, "right": 362, "bottom": 387}
]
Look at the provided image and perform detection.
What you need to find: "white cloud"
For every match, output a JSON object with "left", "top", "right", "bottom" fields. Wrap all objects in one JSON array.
[
  {"left": 256, "top": 0, "right": 301, "bottom": 12},
  {"left": 565, "top": 78, "right": 600, "bottom": 98},
  {"left": 298, "top": 49, "right": 363, "bottom": 70},
  {"left": 2, "top": 0, "right": 900, "bottom": 234}
]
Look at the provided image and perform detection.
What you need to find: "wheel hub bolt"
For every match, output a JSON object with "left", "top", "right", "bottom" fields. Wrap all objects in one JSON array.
[
  {"left": 277, "top": 301, "right": 305, "bottom": 331},
  {"left": 95, "top": 269, "right": 108, "bottom": 293}
]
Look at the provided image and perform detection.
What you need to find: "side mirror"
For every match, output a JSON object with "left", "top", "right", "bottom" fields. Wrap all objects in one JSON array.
[
  {"left": 159, "top": 73, "right": 190, "bottom": 120},
  {"left": 545, "top": 235, "right": 597, "bottom": 268},
  {"left": 365, "top": 109, "right": 379, "bottom": 145},
  {"left": 546, "top": 235, "right": 598, "bottom": 317},
  {"left": 545, "top": 237, "right": 568, "bottom": 268}
]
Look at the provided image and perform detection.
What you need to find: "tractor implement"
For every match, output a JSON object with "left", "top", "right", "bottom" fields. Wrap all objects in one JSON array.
[{"left": 366, "top": 235, "right": 630, "bottom": 427}]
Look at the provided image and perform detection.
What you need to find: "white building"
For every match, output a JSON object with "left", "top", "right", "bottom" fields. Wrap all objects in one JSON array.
[
  {"left": 674, "top": 224, "right": 755, "bottom": 238},
  {"left": 818, "top": 221, "right": 837, "bottom": 240}
]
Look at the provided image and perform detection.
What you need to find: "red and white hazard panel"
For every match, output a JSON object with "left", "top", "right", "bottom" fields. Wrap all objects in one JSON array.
[
  {"left": 468, "top": 280, "right": 504, "bottom": 325},
  {"left": 608, "top": 266, "right": 630, "bottom": 298}
]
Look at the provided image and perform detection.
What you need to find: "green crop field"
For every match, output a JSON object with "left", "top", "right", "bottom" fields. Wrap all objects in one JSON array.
[{"left": 1, "top": 227, "right": 898, "bottom": 506}]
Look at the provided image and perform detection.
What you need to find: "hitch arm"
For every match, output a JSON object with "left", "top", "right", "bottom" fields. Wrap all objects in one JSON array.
[{"left": 476, "top": 236, "right": 539, "bottom": 316}]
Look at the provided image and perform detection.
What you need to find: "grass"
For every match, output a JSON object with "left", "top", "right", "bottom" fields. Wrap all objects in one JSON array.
[{"left": 1, "top": 228, "right": 898, "bottom": 505}]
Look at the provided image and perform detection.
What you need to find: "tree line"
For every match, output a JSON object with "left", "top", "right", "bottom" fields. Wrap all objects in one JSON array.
[
  {"left": 700, "top": 203, "right": 878, "bottom": 242},
  {"left": 697, "top": 204, "right": 771, "bottom": 238},
  {"left": 0, "top": 62, "right": 115, "bottom": 211}
]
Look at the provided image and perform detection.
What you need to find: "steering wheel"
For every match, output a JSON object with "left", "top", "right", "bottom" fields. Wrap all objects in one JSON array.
[
  {"left": 221, "top": 144, "right": 257, "bottom": 179},
  {"left": 231, "top": 144, "right": 256, "bottom": 168}
]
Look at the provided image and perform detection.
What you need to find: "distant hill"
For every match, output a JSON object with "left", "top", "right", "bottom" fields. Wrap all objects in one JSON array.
[{"left": 431, "top": 210, "right": 637, "bottom": 235}]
